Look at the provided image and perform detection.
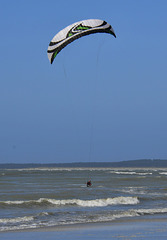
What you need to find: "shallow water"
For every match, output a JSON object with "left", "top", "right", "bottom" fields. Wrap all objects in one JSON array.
[{"left": 0, "top": 167, "right": 167, "bottom": 231}]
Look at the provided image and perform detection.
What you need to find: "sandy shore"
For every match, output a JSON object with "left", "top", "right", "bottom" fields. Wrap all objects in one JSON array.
[{"left": 1, "top": 217, "right": 167, "bottom": 239}]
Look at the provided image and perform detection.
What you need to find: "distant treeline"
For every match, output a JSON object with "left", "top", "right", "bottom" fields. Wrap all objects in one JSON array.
[{"left": 0, "top": 159, "right": 167, "bottom": 169}]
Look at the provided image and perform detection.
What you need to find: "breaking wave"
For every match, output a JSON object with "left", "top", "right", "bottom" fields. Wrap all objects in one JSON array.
[
  {"left": 114, "top": 171, "right": 152, "bottom": 175},
  {"left": 159, "top": 172, "right": 167, "bottom": 175},
  {"left": 0, "top": 216, "right": 34, "bottom": 224},
  {"left": 0, "top": 196, "right": 139, "bottom": 208},
  {"left": 1, "top": 207, "right": 167, "bottom": 232}
]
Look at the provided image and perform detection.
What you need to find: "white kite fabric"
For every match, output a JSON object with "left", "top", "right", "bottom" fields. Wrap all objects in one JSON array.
[{"left": 47, "top": 19, "right": 116, "bottom": 64}]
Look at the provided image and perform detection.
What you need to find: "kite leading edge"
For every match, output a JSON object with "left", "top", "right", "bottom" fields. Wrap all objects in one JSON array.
[{"left": 47, "top": 19, "right": 116, "bottom": 64}]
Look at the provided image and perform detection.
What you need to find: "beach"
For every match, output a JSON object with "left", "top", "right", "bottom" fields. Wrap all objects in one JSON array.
[{"left": 1, "top": 217, "right": 167, "bottom": 240}]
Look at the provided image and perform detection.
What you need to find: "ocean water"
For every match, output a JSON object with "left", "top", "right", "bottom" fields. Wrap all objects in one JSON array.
[{"left": 0, "top": 167, "right": 167, "bottom": 232}]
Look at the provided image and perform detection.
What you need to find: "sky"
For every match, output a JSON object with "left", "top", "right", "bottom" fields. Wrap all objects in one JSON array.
[{"left": 0, "top": 0, "right": 167, "bottom": 164}]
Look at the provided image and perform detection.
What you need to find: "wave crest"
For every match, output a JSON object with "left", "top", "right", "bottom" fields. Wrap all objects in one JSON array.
[{"left": 0, "top": 196, "right": 139, "bottom": 208}]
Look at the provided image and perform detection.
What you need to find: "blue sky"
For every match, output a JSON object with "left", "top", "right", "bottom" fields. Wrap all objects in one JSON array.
[{"left": 0, "top": 0, "right": 167, "bottom": 163}]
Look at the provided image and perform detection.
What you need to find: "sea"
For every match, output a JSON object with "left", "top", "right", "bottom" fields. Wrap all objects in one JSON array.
[{"left": 0, "top": 167, "right": 167, "bottom": 232}]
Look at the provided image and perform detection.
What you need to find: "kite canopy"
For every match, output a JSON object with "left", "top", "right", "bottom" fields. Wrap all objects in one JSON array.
[{"left": 47, "top": 19, "right": 116, "bottom": 64}]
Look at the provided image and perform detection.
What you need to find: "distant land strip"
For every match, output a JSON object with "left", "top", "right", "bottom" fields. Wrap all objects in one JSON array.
[{"left": 0, "top": 159, "right": 167, "bottom": 169}]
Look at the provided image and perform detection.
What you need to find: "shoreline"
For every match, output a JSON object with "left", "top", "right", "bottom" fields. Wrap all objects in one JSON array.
[
  {"left": 1, "top": 216, "right": 167, "bottom": 240},
  {"left": 1, "top": 214, "right": 167, "bottom": 233}
]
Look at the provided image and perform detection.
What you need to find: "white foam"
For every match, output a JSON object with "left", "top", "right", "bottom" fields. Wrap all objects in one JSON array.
[
  {"left": 121, "top": 187, "right": 147, "bottom": 195},
  {"left": 94, "top": 207, "right": 167, "bottom": 223},
  {"left": 1, "top": 207, "right": 167, "bottom": 232},
  {"left": 114, "top": 171, "right": 152, "bottom": 175},
  {"left": 159, "top": 172, "right": 167, "bottom": 175},
  {"left": 0, "top": 196, "right": 139, "bottom": 207},
  {"left": 39, "top": 196, "right": 139, "bottom": 207},
  {"left": 0, "top": 216, "right": 34, "bottom": 224},
  {"left": 114, "top": 171, "right": 137, "bottom": 175},
  {"left": 135, "top": 208, "right": 167, "bottom": 215},
  {"left": 2, "top": 200, "right": 26, "bottom": 205}
]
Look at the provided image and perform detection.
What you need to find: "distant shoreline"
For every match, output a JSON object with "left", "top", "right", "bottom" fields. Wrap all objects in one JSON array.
[{"left": 1, "top": 159, "right": 167, "bottom": 169}]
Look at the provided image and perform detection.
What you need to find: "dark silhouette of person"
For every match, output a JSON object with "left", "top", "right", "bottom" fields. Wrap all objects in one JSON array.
[{"left": 87, "top": 180, "right": 92, "bottom": 187}]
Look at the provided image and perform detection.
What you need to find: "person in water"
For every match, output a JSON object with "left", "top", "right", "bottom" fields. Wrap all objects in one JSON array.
[{"left": 87, "top": 180, "right": 92, "bottom": 187}]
